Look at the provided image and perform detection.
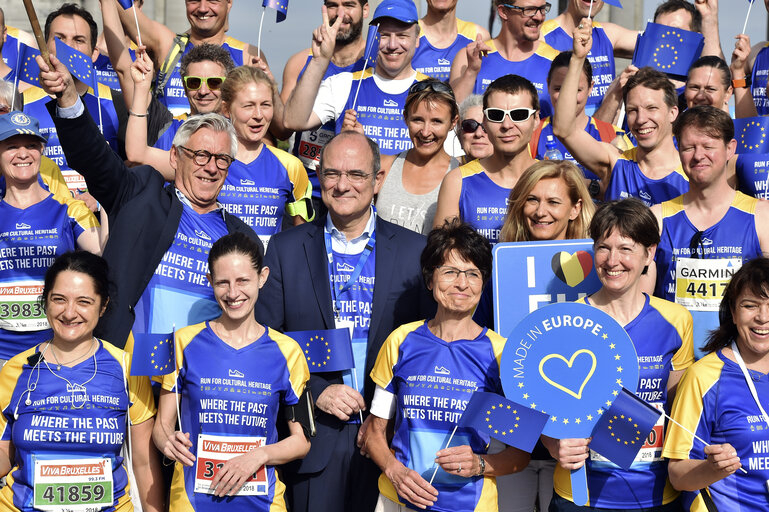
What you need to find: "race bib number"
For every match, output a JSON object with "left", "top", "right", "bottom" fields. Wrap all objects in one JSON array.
[
  {"left": 0, "top": 281, "right": 47, "bottom": 331},
  {"left": 591, "top": 402, "right": 665, "bottom": 465},
  {"left": 33, "top": 457, "right": 113, "bottom": 512},
  {"left": 297, "top": 128, "right": 334, "bottom": 169},
  {"left": 675, "top": 258, "right": 741, "bottom": 311},
  {"left": 194, "top": 434, "right": 268, "bottom": 496}
]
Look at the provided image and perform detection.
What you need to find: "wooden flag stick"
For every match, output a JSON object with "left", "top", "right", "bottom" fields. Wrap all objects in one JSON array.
[{"left": 21, "top": 0, "right": 53, "bottom": 68}]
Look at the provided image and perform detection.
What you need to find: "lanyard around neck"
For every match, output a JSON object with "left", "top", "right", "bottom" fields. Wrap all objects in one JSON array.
[
  {"left": 324, "top": 228, "right": 376, "bottom": 318},
  {"left": 731, "top": 341, "right": 769, "bottom": 428}
]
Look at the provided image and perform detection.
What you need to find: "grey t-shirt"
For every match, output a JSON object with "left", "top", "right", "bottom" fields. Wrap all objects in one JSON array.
[{"left": 376, "top": 151, "right": 459, "bottom": 235}]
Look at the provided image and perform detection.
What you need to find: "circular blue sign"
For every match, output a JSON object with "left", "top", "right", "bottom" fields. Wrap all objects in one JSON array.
[{"left": 500, "top": 302, "right": 638, "bottom": 438}]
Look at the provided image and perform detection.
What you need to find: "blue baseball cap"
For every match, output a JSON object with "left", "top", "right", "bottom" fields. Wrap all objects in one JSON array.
[
  {"left": 370, "top": 0, "right": 419, "bottom": 25},
  {"left": 0, "top": 112, "right": 47, "bottom": 144}
]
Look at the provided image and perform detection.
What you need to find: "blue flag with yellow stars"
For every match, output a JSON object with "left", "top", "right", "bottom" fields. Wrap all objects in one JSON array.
[
  {"left": 19, "top": 43, "right": 41, "bottom": 86},
  {"left": 285, "top": 329, "right": 354, "bottom": 373},
  {"left": 632, "top": 22, "right": 704, "bottom": 80},
  {"left": 132, "top": 332, "right": 175, "bottom": 376},
  {"left": 734, "top": 116, "right": 769, "bottom": 154},
  {"left": 589, "top": 387, "right": 662, "bottom": 469},
  {"left": 458, "top": 391, "right": 549, "bottom": 452},
  {"left": 263, "top": 0, "right": 289, "bottom": 22},
  {"left": 54, "top": 38, "right": 95, "bottom": 89},
  {"left": 365, "top": 26, "right": 380, "bottom": 68}
]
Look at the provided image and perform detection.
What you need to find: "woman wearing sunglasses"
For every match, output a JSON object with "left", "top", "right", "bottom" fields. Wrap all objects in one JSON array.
[
  {"left": 455, "top": 95, "right": 493, "bottom": 164},
  {"left": 434, "top": 74, "right": 540, "bottom": 244},
  {"left": 376, "top": 79, "right": 460, "bottom": 235}
]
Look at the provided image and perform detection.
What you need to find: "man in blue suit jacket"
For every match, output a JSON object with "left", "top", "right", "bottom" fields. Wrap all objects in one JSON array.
[{"left": 255, "top": 131, "right": 435, "bottom": 512}]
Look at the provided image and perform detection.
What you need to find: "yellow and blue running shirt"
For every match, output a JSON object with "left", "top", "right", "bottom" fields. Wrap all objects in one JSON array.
[
  {"left": 663, "top": 350, "right": 769, "bottom": 511},
  {"left": 23, "top": 85, "right": 120, "bottom": 193},
  {"left": 553, "top": 294, "right": 693, "bottom": 508},
  {"left": 411, "top": 19, "right": 478, "bottom": 82},
  {"left": 735, "top": 153, "right": 769, "bottom": 199},
  {"left": 159, "top": 38, "right": 247, "bottom": 116},
  {"left": 2, "top": 28, "right": 24, "bottom": 80},
  {"left": 159, "top": 322, "right": 308, "bottom": 512},
  {"left": 654, "top": 192, "right": 762, "bottom": 358},
  {"left": 0, "top": 340, "right": 155, "bottom": 512},
  {"left": 370, "top": 320, "right": 506, "bottom": 512},
  {"left": 0, "top": 195, "right": 99, "bottom": 359},
  {"left": 218, "top": 146, "right": 310, "bottom": 247},
  {"left": 292, "top": 52, "right": 366, "bottom": 199},
  {"left": 458, "top": 160, "right": 510, "bottom": 244},
  {"left": 751, "top": 43, "right": 769, "bottom": 115},
  {"left": 472, "top": 40, "right": 558, "bottom": 118},
  {"left": 541, "top": 19, "right": 616, "bottom": 114},
  {"left": 606, "top": 147, "right": 689, "bottom": 206},
  {"left": 132, "top": 199, "right": 227, "bottom": 339}
]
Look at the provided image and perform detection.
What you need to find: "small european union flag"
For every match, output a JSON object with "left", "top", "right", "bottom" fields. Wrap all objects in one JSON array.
[
  {"left": 589, "top": 387, "right": 661, "bottom": 469},
  {"left": 263, "top": 0, "right": 289, "bottom": 23},
  {"left": 19, "top": 43, "right": 41, "bottom": 86},
  {"left": 632, "top": 22, "right": 704, "bottom": 80},
  {"left": 132, "top": 332, "right": 175, "bottom": 376},
  {"left": 117, "top": 0, "right": 133, "bottom": 8},
  {"left": 734, "top": 116, "right": 769, "bottom": 154},
  {"left": 458, "top": 391, "right": 549, "bottom": 452},
  {"left": 54, "top": 38, "right": 95, "bottom": 89},
  {"left": 286, "top": 329, "right": 354, "bottom": 373},
  {"left": 365, "top": 26, "right": 380, "bottom": 68},
  {"left": 603, "top": 0, "right": 622, "bottom": 7}
]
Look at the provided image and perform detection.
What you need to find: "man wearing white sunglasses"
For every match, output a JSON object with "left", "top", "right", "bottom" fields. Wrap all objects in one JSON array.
[{"left": 433, "top": 74, "right": 539, "bottom": 244}]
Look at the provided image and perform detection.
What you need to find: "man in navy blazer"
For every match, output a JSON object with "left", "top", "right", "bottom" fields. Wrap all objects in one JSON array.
[{"left": 256, "top": 131, "right": 435, "bottom": 512}]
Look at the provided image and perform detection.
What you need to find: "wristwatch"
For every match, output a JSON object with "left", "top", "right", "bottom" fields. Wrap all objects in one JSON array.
[
  {"left": 732, "top": 77, "right": 751, "bottom": 89},
  {"left": 476, "top": 454, "right": 486, "bottom": 476}
]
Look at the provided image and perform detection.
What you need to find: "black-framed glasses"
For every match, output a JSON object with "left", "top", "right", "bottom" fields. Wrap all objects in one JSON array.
[
  {"left": 689, "top": 230, "right": 704, "bottom": 259},
  {"left": 177, "top": 145, "right": 233, "bottom": 170},
  {"left": 502, "top": 2, "right": 551, "bottom": 17},
  {"left": 320, "top": 169, "right": 373, "bottom": 184},
  {"left": 409, "top": 80, "right": 455, "bottom": 98},
  {"left": 183, "top": 75, "right": 226, "bottom": 91},
  {"left": 461, "top": 119, "right": 486, "bottom": 134},
  {"left": 436, "top": 266, "right": 483, "bottom": 284},
  {"left": 484, "top": 107, "right": 537, "bottom": 123}
]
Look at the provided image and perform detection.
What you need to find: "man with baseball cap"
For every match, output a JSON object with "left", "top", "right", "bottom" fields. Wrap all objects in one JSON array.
[{"left": 283, "top": 0, "right": 428, "bottom": 156}]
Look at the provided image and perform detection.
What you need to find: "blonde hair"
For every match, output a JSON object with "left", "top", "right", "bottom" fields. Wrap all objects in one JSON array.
[
  {"left": 221, "top": 66, "right": 276, "bottom": 108},
  {"left": 499, "top": 160, "right": 595, "bottom": 242}
]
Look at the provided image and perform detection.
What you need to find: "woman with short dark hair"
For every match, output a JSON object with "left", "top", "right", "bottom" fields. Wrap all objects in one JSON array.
[{"left": 364, "top": 219, "right": 529, "bottom": 512}]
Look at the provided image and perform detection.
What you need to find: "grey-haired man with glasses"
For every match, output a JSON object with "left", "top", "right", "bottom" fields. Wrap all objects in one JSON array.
[{"left": 37, "top": 54, "right": 260, "bottom": 350}]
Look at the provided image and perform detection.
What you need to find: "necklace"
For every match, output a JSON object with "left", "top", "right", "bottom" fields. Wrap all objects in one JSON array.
[
  {"left": 48, "top": 338, "right": 96, "bottom": 371},
  {"left": 43, "top": 339, "right": 99, "bottom": 409}
]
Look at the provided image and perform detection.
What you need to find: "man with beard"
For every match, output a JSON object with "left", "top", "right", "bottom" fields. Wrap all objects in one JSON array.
[
  {"left": 280, "top": 0, "right": 370, "bottom": 216},
  {"left": 411, "top": 0, "right": 490, "bottom": 82},
  {"left": 449, "top": 0, "right": 558, "bottom": 117}
]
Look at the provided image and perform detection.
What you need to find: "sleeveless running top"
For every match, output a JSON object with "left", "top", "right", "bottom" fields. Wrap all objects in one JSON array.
[
  {"left": 606, "top": 147, "right": 688, "bottom": 206},
  {"left": 412, "top": 18, "right": 478, "bottom": 82}
]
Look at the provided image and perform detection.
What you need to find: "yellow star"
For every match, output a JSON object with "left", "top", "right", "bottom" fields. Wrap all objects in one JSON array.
[
  {"left": 518, "top": 382, "right": 524, "bottom": 388},
  {"left": 617, "top": 366, "right": 623, "bottom": 372},
  {"left": 563, "top": 418, "right": 569, "bottom": 424},
  {"left": 587, "top": 415, "right": 593, "bottom": 421},
  {"left": 522, "top": 393, "right": 529, "bottom": 399},
  {"left": 602, "top": 333, "right": 608, "bottom": 339},
  {"left": 609, "top": 343, "right": 615, "bottom": 349}
]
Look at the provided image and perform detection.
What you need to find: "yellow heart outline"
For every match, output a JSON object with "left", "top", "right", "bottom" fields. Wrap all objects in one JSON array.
[{"left": 538, "top": 349, "right": 597, "bottom": 400}]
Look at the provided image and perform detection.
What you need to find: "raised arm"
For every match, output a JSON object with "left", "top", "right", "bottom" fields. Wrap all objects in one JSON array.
[
  {"left": 552, "top": 20, "right": 618, "bottom": 182},
  {"left": 100, "top": 0, "right": 137, "bottom": 108},
  {"left": 115, "top": 0, "right": 175, "bottom": 70},
  {"left": 601, "top": 22, "right": 638, "bottom": 59},
  {"left": 695, "top": 0, "right": 725, "bottom": 60},
  {"left": 283, "top": 6, "right": 341, "bottom": 132},
  {"left": 449, "top": 36, "right": 490, "bottom": 104},
  {"left": 732, "top": 34, "right": 759, "bottom": 118},
  {"left": 125, "top": 51, "right": 175, "bottom": 179}
]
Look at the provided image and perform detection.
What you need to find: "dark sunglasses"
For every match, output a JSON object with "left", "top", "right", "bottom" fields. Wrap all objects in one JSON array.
[
  {"left": 484, "top": 107, "right": 537, "bottom": 123},
  {"left": 461, "top": 119, "right": 486, "bottom": 134},
  {"left": 409, "top": 80, "right": 455, "bottom": 98},
  {"left": 183, "top": 76, "right": 226, "bottom": 91}
]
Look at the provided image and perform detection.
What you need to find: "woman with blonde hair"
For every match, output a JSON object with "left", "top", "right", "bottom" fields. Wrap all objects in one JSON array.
[{"left": 500, "top": 160, "right": 594, "bottom": 243}]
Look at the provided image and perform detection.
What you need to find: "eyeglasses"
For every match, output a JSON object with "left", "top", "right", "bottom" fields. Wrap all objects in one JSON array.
[
  {"left": 409, "top": 80, "right": 455, "bottom": 98},
  {"left": 484, "top": 107, "right": 537, "bottom": 123},
  {"left": 320, "top": 169, "right": 373, "bottom": 184},
  {"left": 502, "top": 2, "right": 551, "bottom": 17},
  {"left": 183, "top": 76, "right": 226, "bottom": 91},
  {"left": 461, "top": 119, "right": 486, "bottom": 134},
  {"left": 436, "top": 266, "right": 483, "bottom": 284},
  {"left": 689, "top": 230, "right": 703, "bottom": 259},
  {"left": 177, "top": 145, "right": 233, "bottom": 170}
]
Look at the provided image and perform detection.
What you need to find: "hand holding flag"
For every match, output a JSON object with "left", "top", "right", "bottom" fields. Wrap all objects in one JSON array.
[{"left": 54, "top": 38, "right": 96, "bottom": 89}]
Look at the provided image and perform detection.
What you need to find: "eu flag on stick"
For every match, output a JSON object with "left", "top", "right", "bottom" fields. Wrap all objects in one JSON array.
[
  {"left": 589, "top": 387, "right": 662, "bottom": 470},
  {"left": 458, "top": 391, "right": 549, "bottom": 452},
  {"left": 117, "top": 0, "right": 133, "bottom": 8},
  {"left": 603, "top": 0, "right": 622, "bottom": 7},
  {"left": 364, "top": 26, "right": 380, "bottom": 68},
  {"left": 263, "top": 0, "right": 289, "bottom": 23},
  {"left": 734, "top": 116, "right": 769, "bottom": 154},
  {"left": 632, "top": 22, "right": 704, "bottom": 80},
  {"left": 286, "top": 329, "right": 354, "bottom": 373},
  {"left": 19, "top": 43, "right": 41, "bottom": 86},
  {"left": 54, "top": 38, "right": 95, "bottom": 89},
  {"left": 132, "top": 331, "right": 175, "bottom": 376}
]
